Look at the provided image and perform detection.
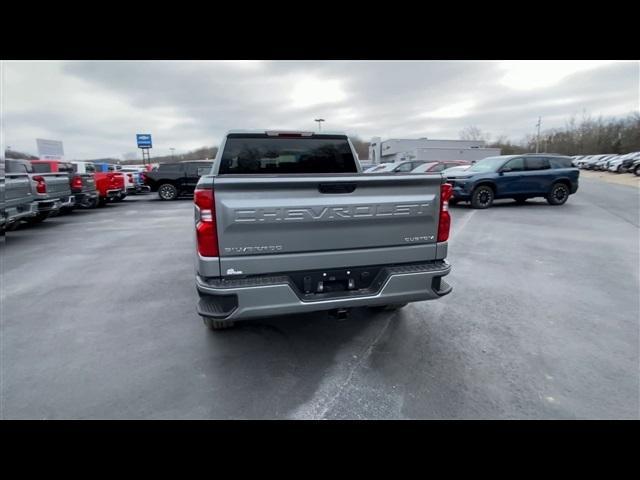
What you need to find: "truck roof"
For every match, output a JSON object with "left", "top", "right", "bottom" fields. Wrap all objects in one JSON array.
[{"left": 225, "top": 129, "right": 348, "bottom": 136}]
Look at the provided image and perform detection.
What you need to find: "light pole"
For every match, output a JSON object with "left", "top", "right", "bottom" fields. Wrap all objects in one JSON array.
[
  {"left": 170, "top": 148, "right": 175, "bottom": 160},
  {"left": 535, "top": 117, "right": 542, "bottom": 153},
  {"left": 314, "top": 118, "right": 325, "bottom": 132}
]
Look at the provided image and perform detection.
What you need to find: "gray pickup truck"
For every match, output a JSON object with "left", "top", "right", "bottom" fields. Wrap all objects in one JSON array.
[
  {"left": 193, "top": 131, "right": 453, "bottom": 330},
  {"left": 6, "top": 159, "right": 74, "bottom": 223},
  {"left": 1, "top": 159, "right": 38, "bottom": 231}
]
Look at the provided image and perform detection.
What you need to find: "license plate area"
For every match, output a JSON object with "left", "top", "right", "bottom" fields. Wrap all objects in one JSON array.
[{"left": 289, "top": 266, "right": 386, "bottom": 299}]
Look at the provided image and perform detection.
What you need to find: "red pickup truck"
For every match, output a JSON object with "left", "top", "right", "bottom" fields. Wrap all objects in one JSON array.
[{"left": 69, "top": 161, "right": 125, "bottom": 206}]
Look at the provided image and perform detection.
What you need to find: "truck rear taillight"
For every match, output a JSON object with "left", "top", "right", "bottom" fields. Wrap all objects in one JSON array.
[
  {"left": 437, "top": 183, "right": 453, "bottom": 242},
  {"left": 33, "top": 175, "right": 47, "bottom": 194},
  {"left": 194, "top": 188, "right": 219, "bottom": 257},
  {"left": 71, "top": 175, "right": 83, "bottom": 189}
]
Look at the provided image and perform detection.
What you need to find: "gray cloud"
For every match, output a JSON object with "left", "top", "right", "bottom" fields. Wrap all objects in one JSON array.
[{"left": 3, "top": 60, "right": 638, "bottom": 159}]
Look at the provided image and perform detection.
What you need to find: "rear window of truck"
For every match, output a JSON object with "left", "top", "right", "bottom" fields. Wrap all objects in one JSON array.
[
  {"left": 32, "top": 163, "right": 53, "bottom": 173},
  {"left": 218, "top": 134, "right": 358, "bottom": 174}
]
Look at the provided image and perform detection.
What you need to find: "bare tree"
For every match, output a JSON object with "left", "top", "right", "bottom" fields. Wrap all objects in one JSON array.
[{"left": 459, "top": 126, "right": 490, "bottom": 143}]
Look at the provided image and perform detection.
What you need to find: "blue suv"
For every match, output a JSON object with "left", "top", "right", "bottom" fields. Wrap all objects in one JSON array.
[{"left": 445, "top": 154, "right": 579, "bottom": 209}]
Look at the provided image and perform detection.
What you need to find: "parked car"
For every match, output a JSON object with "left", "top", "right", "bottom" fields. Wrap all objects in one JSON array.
[
  {"left": 442, "top": 165, "right": 472, "bottom": 176},
  {"left": 117, "top": 166, "right": 150, "bottom": 194},
  {"left": 31, "top": 160, "right": 98, "bottom": 209},
  {"left": 1, "top": 159, "right": 37, "bottom": 231},
  {"left": 411, "top": 160, "right": 471, "bottom": 173},
  {"left": 445, "top": 154, "right": 579, "bottom": 209},
  {"left": 571, "top": 155, "right": 585, "bottom": 167},
  {"left": 593, "top": 154, "right": 618, "bottom": 171},
  {"left": 581, "top": 154, "right": 613, "bottom": 170},
  {"left": 617, "top": 152, "right": 640, "bottom": 173},
  {"left": 364, "top": 160, "right": 429, "bottom": 173},
  {"left": 607, "top": 152, "right": 638, "bottom": 172},
  {"left": 70, "top": 161, "right": 125, "bottom": 206},
  {"left": 193, "top": 130, "right": 452, "bottom": 330},
  {"left": 6, "top": 159, "right": 73, "bottom": 222},
  {"left": 144, "top": 161, "right": 213, "bottom": 200}
]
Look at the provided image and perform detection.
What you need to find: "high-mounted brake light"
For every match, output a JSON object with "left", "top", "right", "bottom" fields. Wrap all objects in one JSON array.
[
  {"left": 33, "top": 175, "right": 47, "bottom": 194},
  {"left": 265, "top": 131, "right": 313, "bottom": 137},
  {"left": 194, "top": 188, "right": 219, "bottom": 257},
  {"left": 437, "top": 183, "right": 453, "bottom": 242}
]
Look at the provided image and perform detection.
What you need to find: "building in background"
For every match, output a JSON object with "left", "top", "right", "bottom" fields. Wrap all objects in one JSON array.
[{"left": 369, "top": 137, "right": 501, "bottom": 164}]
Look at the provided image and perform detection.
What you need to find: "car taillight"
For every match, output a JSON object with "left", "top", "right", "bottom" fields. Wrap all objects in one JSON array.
[
  {"left": 437, "top": 183, "right": 453, "bottom": 242},
  {"left": 194, "top": 188, "right": 218, "bottom": 257},
  {"left": 72, "top": 176, "right": 83, "bottom": 189},
  {"left": 33, "top": 175, "right": 47, "bottom": 194}
]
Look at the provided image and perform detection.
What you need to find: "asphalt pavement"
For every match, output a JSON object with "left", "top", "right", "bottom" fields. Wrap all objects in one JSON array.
[{"left": 2, "top": 178, "right": 638, "bottom": 419}]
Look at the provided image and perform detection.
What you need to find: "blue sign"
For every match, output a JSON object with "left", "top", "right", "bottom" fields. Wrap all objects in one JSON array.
[{"left": 136, "top": 134, "right": 153, "bottom": 148}]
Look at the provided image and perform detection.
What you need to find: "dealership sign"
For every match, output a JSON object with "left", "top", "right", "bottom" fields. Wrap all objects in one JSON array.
[
  {"left": 136, "top": 134, "right": 153, "bottom": 148},
  {"left": 36, "top": 138, "right": 64, "bottom": 160}
]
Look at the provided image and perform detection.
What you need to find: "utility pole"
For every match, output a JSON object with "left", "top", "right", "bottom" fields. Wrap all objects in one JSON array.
[
  {"left": 314, "top": 118, "right": 325, "bottom": 132},
  {"left": 535, "top": 117, "right": 542, "bottom": 153}
]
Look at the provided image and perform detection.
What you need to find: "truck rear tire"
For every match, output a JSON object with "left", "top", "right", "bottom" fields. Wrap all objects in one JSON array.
[
  {"left": 158, "top": 184, "right": 178, "bottom": 201},
  {"left": 471, "top": 185, "right": 494, "bottom": 209},
  {"left": 546, "top": 182, "right": 569, "bottom": 205},
  {"left": 202, "top": 316, "right": 235, "bottom": 331},
  {"left": 28, "top": 212, "right": 49, "bottom": 224}
]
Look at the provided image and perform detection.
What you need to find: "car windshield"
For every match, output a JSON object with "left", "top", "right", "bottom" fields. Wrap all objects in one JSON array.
[{"left": 467, "top": 156, "right": 508, "bottom": 173}]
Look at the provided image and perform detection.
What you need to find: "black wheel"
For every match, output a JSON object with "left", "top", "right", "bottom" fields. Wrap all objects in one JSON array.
[
  {"left": 546, "top": 182, "right": 570, "bottom": 206},
  {"left": 471, "top": 185, "right": 494, "bottom": 209},
  {"left": 634, "top": 165, "right": 640, "bottom": 177},
  {"left": 158, "top": 183, "right": 178, "bottom": 201},
  {"left": 5, "top": 221, "right": 19, "bottom": 232},
  {"left": 60, "top": 206, "right": 75, "bottom": 214},
  {"left": 28, "top": 212, "right": 49, "bottom": 224},
  {"left": 449, "top": 198, "right": 459, "bottom": 206},
  {"left": 513, "top": 196, "right": 527, "bottom": 205},
  {"left": 97, "top": 198, "right": 108, "bottom": 207},
  {"left": 86, "top": 198, "right": 99, "bottom": 209},
  {"left": 370, "top": 303, "right": 408, "bottom": 312},
  {"left": 202, "top": 316, "right": 235, "bottom": 331}
]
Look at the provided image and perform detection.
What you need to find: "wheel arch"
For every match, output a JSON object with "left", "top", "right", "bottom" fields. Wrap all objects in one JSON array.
[{"left": 473, "top": 181, "right": 497, "bottom": 194}]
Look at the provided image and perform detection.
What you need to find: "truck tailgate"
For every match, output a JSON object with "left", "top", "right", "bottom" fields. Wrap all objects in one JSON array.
[
  {"left": 41, "top": 173, "right": 72, "bottom": 198},
  {"left": 213, "top": 174, "right": 443, "bottom": 276},
  {"left": 5, "top": 174, "right": 33, "bottom": 208}
]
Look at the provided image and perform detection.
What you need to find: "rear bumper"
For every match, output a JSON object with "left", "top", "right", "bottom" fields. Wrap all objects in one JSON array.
[
  {"left": 196, "top": 260, "right": 452, "bottom": 321},
  {"left": 3, "top": 202, "right": 38, "bottom": 224},
  {"left": 59, "top": 195, "right": 76, "bottom": 208},
  {"left": 35, "top": 199, "right": 62, "bottom": 213},
  {"left": 74, "top": 192, "right": 98, "bottom": 206},
  {"left": 106, "top": 189, "right": 122, "bottom": 199}
]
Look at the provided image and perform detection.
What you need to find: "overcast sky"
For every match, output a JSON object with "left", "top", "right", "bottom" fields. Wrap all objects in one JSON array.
[{"left": 2, "top": 60, "right": 638, "bottom": 160}]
